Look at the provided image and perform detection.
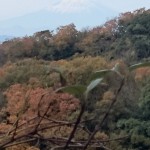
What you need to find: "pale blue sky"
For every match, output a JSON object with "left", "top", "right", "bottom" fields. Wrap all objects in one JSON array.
[{"left": 0, "top": 0, "right": 150, "bottom": 36}]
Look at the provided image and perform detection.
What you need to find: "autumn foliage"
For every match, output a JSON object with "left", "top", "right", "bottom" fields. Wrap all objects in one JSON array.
[
  {"left": 2, "top": 84, "right": 79, "bottom": 124},
  {"left": 0, "top": 8, "right": 150, "bottom": 150}
]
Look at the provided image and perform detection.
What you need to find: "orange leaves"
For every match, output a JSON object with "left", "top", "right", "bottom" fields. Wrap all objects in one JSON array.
[
  {"left": 4, "top": 84, "right": 27, "bottom": 116},
  {"left": 0, "top": 68, "right": 5, "bottom": 77},
  {"left": 59, "top": 93, "right": 79, "bottom": 112},
  {"left": 0, "top": 123, "right": 12, "bottom": 134},
  {"left": 0, "top": 83, "right": 80, "bottom": 146},
  {"left": 135, "top": 67, "right": 150, "bottom": 81},
  {"left": 3, "top": 84, "right": 79, "bottom": 125}
]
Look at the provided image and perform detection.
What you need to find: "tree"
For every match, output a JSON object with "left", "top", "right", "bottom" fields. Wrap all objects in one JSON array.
[{"left": 53, "top": 23, "right": 78, "bottom": 59}]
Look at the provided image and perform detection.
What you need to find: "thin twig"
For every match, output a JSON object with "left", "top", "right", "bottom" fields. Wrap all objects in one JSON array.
[
  {"left": 64, "top": 104, "right": 85, "bottom": 150},
  {"left": 83, "top": 77, "right": 125, "bottom": 150}
]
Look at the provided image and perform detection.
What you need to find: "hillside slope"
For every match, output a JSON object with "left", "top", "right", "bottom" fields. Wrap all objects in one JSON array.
[
  {"left": 0, "top": 8, "right": 150, "bottom": 66},
  {"left": 0, "top": 8, "right": 150, "bottom": 150}
]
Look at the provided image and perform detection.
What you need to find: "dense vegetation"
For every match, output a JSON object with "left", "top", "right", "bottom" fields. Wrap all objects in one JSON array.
[
  {"left": 0, "top": 8, "right": 150, "bottom": 66},
  {"left": 0, "top": 8, "right": 150, "bottom": 150}
]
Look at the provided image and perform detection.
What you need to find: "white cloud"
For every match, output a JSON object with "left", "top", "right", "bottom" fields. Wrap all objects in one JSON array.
[
  {"left": 49, "top": 0, "right": 96, "bottom": 13},
  {"left": 0, "top": 0, "right": 149, "bottom": 21},
  {"left": 0, "top": 0, "right": 95, "bottom": 21}
]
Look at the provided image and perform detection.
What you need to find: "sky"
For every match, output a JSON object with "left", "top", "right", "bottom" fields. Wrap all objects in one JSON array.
[{"left": 0, "top": 0, "right": 150, "bottom": 37}]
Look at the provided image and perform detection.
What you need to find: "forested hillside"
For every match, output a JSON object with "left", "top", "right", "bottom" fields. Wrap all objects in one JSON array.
[
  {"left": 0, "top": 8, "right": 150, "bottom": 66},
  {"left": 0, "top": 8, "right": 150, "bottom": 150}
]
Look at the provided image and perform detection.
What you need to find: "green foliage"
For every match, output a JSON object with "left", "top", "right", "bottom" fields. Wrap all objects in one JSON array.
[
  {"left": 114, "top": 10, "right": 150, "bottom": 61},
  {"left": 90, "top": 69, "right": 112, "bottom": 81},
  {"left": 0, "top": 59, "right": 60, "bottom": 89},
  {"left": 0, "top": 56, "right": 108, "bottom": 90},
  {"left": 55, "top": 56, "right": 108, "bottom": 85},
  {"left": 0, "top": 9, "right": 149, "bottom": 150},
  {"left": 85, "top": 78, "right": 103, "bottom": 98},
  {"left": 129, "top": 61, "right": 150, "bottom": 71},
  {"left": 117, "top": 78, "right": 150, "bottom": 150},
  {"left": 0, "top": 9, "right": 150, "bottom": 65},
  {"left": 139, "top": 78, "right": 150, "bottom": 120},
  {"left": 117, "top": 119, "right": 150, "bottom": 150},
  {"left": 56, "top": 85, "right": 86, "bottom": 98},
  {"left": 57, "top": 78, "right": 103, "bottom": 103}
]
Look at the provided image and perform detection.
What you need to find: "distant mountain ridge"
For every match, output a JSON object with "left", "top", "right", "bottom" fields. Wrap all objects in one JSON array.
[{"left": 0, "top": 7, "right": 118, "bottom": 37}]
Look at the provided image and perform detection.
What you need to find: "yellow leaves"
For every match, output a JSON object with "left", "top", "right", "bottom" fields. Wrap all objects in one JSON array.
[
  {"left": 52, "top": 56, "right": 108, "bottom": 85},
  {"left": 0, "top": 57, "right": 108, "bottom": 89},
  {"left": 94, "top": 132, "right": 108, "bottom": 140},
  {"left": 103, "top": 91, "right": 115, "bottom": 101}
]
